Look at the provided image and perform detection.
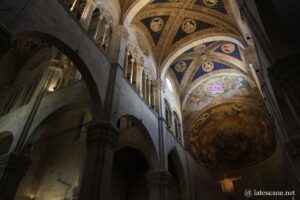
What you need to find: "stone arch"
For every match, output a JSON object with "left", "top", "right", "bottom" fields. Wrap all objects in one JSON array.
[
  {"left": 0, "top": 0, "right": 113, "bottom": 120},
  {"left": 160, "top": 34, "right": 246, "bottom": 79},
  {"left": 167, "top": 148, "right": 189, "bottom": 200},
  {"left": 0, "top": 131, "right": 14, "bottom": 156},
  {"left": 26, "top": 103, "right": 91, "bottom": 145},
  {"left": 10, "top": 31, "right": 103, "bottom": 120},
  {"left": 116, "top": 115, "right": 159, "bottom": 169},
  {"left": 112, "top": 146, "right": 150, "bottom": 200},
  {"left": 15, "top": 104, "right": 92, "bottom": 200}
]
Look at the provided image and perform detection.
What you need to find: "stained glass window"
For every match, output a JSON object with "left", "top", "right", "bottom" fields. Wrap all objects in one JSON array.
[{"left": 208, "top": 81, "right": 224, "bottom": 95}]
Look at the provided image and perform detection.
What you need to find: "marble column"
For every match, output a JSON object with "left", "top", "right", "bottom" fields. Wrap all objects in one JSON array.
[
  {"left": 147, "top": 169, "right": 172, "bottom": 200},
  {"left": 78, "top": 121, "right": 119, "bottom": 200},
  {"left": 0, "top": 153, "right": 30, "bottom": 200}
]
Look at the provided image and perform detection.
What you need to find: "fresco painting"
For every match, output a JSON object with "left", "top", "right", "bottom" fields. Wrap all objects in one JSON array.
[{"left": 187, "top": 102, "right": 276, "bottom": 169}]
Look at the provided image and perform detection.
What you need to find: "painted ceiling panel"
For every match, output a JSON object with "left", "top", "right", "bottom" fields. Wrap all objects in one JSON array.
[
  {"left": 184, "top": 41, "right": 215, "bottom": 54},
  {"left": 170, "top": 59, "right": 193, "bottom": 83},
  {"left": 215, "top": 43, "right": 242, "bottom": 60},
  {"left": 194, "top": 0, "right": 227, "bottom": 14},
  {"left": 192, "top": 61, "right": 231, "bottom": 81},
  {"left": 141, "top": 15, "right": 170, "bottom": 45},
  {"left": 172, "top": 18, "right": 214, "bottom": 44}
]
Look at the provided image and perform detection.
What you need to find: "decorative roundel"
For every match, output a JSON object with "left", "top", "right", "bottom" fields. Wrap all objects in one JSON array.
[
  {"left": 203, "top": 0, "right": 218, "bottom": 7},
  {"left": 150, "top": 17, "right": 164, "bottom": 32},
  {"left": 202, "top": 61, "right": 214, "bottom": 72},
  {"left": 175, "top": 61, "right": 187, "bottom": 72},
  {"left": 193, "top": 44, "right": 206, "bottom": 52},
  {"left": 182, "top": 18, "right": 197, "bottom": 34},
  {"left": 208, "top": 81, "right": 224, "bottom": 95},
  {"left": 221, "top": 43, "right": 235, "bottom": 54}
]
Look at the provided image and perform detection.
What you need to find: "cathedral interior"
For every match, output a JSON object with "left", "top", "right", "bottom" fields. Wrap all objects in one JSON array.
[{"left": 0, "top": 0, "right": 299, "bottom": 199}]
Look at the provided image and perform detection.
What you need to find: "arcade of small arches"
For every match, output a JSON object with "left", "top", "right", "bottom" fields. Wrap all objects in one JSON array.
[{"left": 0, "top": 0, "right": 299, "bottom": 200}]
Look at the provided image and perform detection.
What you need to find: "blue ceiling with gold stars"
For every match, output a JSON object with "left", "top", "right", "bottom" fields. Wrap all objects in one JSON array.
[
  {"left": 172, "top": 19, "right": 214, "bottom": 44},
  {"left": 184, "top": 41, "right": 215, "bottom": 54},
  {"left": 193, "top": 61, "right": 231, "bottom": 81},
  {"left": 141, "top": 15, "right": 170, "bottom": 45},
  {"left": 215, "top": 43, "right": 242, "bottom": 60},
  {"left": 170, "top": 59, "right": 193, "bottom": 83},
  {"left": 194, "top": 0, "right": 227, "bottom": 14}
]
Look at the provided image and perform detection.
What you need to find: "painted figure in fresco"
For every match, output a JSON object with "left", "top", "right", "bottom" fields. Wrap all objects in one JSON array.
[
  {"left": 222, "top": 76, "right": 251, "bottom": 98},
  {"left": 188, "top": 92, "right": 211, "bottom": 112}
]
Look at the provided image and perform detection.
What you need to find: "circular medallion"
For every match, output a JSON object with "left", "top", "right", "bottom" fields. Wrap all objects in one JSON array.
[
  {"left": 221, "top": 43, "right": 235, "bottom": 54},
  {"left": 193, "top": 44, "right": 206, "bottom": 52},
  {"left": 203, "top": 0, "right": 218, "bottom": 7},
  {"left": 202, "top": 61, "right": 214, "bottom": 72},
  {"left": 208, "top": 81, "right": 224, "bottom": 95},
  {"left": 182, "top": 18, "right": 197, "bottom": 34},
  {"left": 150, "top": 17, "right": 164, "bottom": 32},
  {"left": 175, "top": 61, "right": 187, "bottom": 72}
]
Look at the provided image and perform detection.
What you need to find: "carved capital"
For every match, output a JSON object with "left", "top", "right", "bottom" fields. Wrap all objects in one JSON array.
[{"left": 86, "top": 121, "right": 120, "bottom": 149}]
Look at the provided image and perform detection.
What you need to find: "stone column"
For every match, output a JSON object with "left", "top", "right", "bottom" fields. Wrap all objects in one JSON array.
[
  {"left": 108, "top": 25, "right": 123, "bottom": 62},
  {"left": 101, "top": 23, "right": 111, "bottom": 50},
  {"left": 80, "top": 1, "right": 95, "bottom": 30},
  {"left": 130, "top": 58, "right": 135, "bottom": 84},
  {"left": 78, "top": 121, "right": 119, "bottom": 200},
  {"left": 147, "top": 170, "right": 172, "bottom": 200},
  {"left": 0, "top": 153, "right": 30, "bottom": 200},
  {"left": 136, "top": 59, "right": 144, "bottom": 93}
]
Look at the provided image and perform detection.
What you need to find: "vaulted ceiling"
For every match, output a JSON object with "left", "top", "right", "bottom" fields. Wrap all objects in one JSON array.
[
  {"left": 121, "top": 0, "right": 276, "bottom": 170},
  {"left": 131, "top": 0, "right": 240, "bottom": 68}
]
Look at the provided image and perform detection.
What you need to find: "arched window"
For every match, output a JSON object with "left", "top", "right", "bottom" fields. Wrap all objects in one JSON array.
[
  {"left": 0, "top": 131, "right": 13, "bottom": 156},
  {"left": 63, "top": 0, "right": 87, "bottom": 21},
  {"left": 146, "top": 74, "right": 151, "bottom": 105},
  {"left": 164, "top": 100, "right": 172, "bottom": 129},
  {"left": 173, "top": 112, "right": 181, "bottom": 141},
  {"left": 124, "top": 52, "right": 133, "bottom": 81},
  {"left": 101, "top": 23, "right": 112, "bottom": 51},
  {"left": 88, "top": 8, "right": 101, "bottom": 40},
  {"left": 150, "top": 82, "right": 155, "bottom": 109}
]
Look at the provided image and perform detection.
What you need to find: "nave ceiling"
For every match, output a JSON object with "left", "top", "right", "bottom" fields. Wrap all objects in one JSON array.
[{"left": 119, "top": 0, "right": 276, "bottom": 170}]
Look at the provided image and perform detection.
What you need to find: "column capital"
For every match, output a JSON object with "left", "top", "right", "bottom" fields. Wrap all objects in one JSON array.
[
  {"left": 152, "top": 80, "right": 165, "bottom": 92},
  {"left": 146, "top": 169, "right": 172, "bottom": 188},
  {"left": 86, "top": 121, "right": 120, "bottom": 149}
]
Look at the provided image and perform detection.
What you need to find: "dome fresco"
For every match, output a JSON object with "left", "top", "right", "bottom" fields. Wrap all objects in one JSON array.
[{"left": 186, "top": 102, "right": 276, "bottom": 169}]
